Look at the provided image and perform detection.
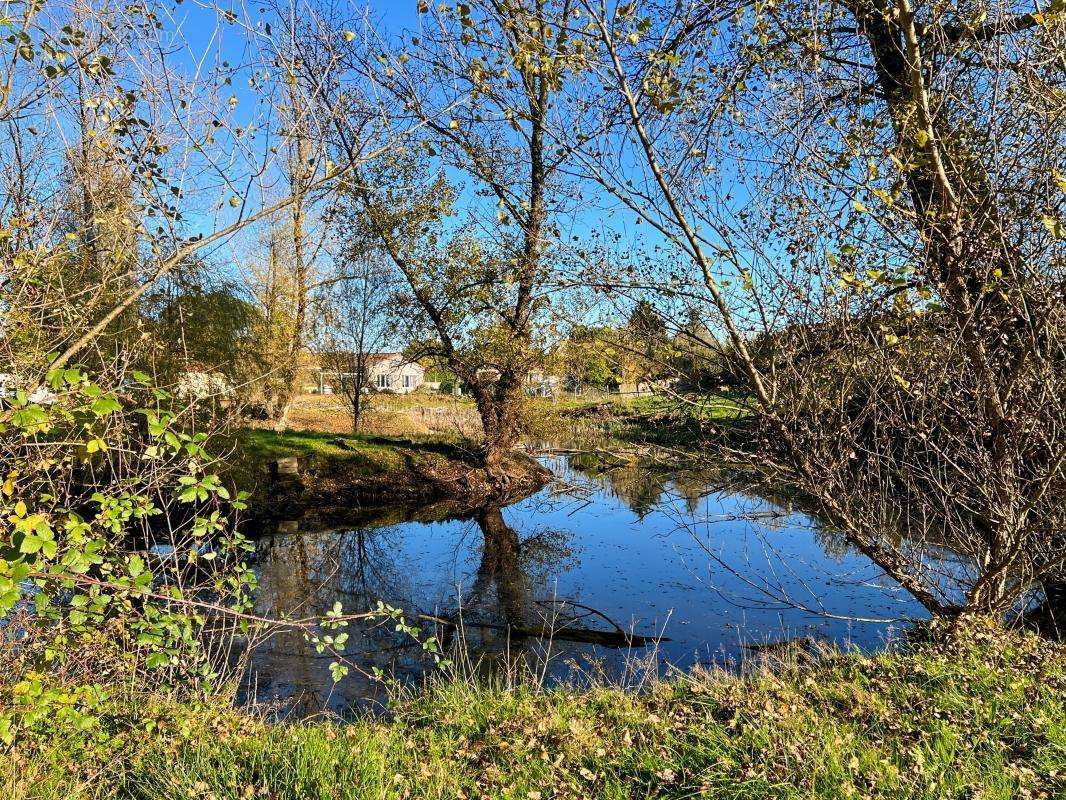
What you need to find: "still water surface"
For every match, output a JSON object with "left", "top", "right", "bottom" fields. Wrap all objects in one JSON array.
[{"left": 247, "top": 455, "right": 927, "bottom": 715}]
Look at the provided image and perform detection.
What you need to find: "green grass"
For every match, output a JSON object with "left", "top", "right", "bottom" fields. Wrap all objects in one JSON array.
[
  {"left": 219, "top": 428, "right": 476, "bottom": 495},
  {"left": 525, "top": 390, "right": 754, "bottom": 453},
  {"left": 5, "top": 621, "right": 1064, "bottom": 799},
  {"left": 235, "top": 428, "right": 411, "bottom": 464}
]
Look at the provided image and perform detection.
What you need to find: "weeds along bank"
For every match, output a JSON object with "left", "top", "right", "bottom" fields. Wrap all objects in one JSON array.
[
  {"left": 2, "top": 621, "right": 1063, "bottom": 800},
  {"left": 257, "top": 393, "right": 484, "bottom": 439}
]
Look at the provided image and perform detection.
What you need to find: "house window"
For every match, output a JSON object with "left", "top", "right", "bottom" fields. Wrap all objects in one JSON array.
[
  {"left": 376, "top": 373, "right": 391, "bottom": 390},
  {"left": 403, "top": 374, "right": 415, "bottom": 390}
]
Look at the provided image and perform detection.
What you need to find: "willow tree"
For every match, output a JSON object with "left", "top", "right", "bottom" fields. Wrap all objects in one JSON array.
[
  {"left": 574, "top": 0, "right": 1065, "bottom": 619},
  {"left": 305, "top": 0, "right": 596, "bottom": 482}
]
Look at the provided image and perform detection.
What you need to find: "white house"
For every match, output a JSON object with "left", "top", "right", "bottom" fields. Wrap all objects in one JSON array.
[
  {"left": 525, "top": 368, "right": 561, "bottom": 397},
  {"left": 316, "top": 353, "right": 426, "bottom": 395},
  {"left": 0, "top": 372, "right": 57, "bottom": 405}
]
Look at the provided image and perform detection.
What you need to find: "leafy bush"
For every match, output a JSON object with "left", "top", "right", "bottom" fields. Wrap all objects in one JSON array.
[{"left": 0, "top": 366, "right": 255, "bottom": 712}]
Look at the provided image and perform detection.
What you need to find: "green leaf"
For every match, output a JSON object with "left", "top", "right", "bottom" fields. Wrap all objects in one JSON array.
[
  {"left": 90, "top": 396, "right": 122, "bottom": 416},
  {"left": 19, "top": 535, "right": 43, "bottom": 555},
  {"left": 128, "top": 554, "right": 145, "bottom": 578}
]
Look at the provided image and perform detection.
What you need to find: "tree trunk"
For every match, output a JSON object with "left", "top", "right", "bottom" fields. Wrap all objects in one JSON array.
[
  {"left": 472, "top": 375, "right": 524, "bottom": 484},
  {"left": 351, "top": 377, "right": 364, "bottom": 433},
  {"left": 273, "top": 81, "right": 311, "bottom": 433}
]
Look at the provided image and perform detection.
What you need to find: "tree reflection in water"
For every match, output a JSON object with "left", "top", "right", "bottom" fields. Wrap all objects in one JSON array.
[
  {"left": 245, "top": 524, "right": 413, "bottom": 717},
  {"left": 245, "top": 502, "right": 587, "bottom": 717},
  {"left": 244, "top": 452, "right": 938, "bottom": 718},
  {"left": 465, "top": 505, "right": 528, "bottom": 628}
]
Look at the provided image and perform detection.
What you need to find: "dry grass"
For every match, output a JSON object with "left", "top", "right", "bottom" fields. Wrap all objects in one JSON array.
[
  {"left": 250, "top": 393, "right": 481, "bottom": 438},
  {"left": 4, "top": 619, "right": 1064, "bottom": 799}
]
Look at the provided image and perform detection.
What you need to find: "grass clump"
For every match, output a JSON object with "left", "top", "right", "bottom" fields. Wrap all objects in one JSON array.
[{"left": 3, "top": 620, "right": 1063, "bottom": 799}]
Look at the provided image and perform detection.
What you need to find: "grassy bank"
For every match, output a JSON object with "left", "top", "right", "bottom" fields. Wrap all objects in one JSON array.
[
  {"left": 525, "top": 390, "right": 754, "bottom": 455},
  {"left": 221, "top": 428, "right": 478, "bottom": 495},
  {"left": 224, "top": 390, "right": 752, "bottom": 490},
  {"left": 4, "top": 622, "right": 1063, "bottom": 799},
  {"left": 233, "top": 428, "right": 472, "bottom": 474},
  {"left": 221, "top": 391, "right": 705, "bottom": 505},
  {"left": 214, "top": 389, "right": 764, "bottom": 518},
  {"left": 223, "top": 428, "right": 549, "bottom": 521}
]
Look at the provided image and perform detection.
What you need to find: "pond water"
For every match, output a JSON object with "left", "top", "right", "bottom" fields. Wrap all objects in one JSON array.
[{"left": 246, "top": 454, "right": 928, "bottom": 716}]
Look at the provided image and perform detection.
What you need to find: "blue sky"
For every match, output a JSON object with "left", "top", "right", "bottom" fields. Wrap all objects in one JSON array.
[
  {"left": 156, "top": 0, "right": 746, "bottom": 334},
  {"left": 365, "top": 0, "right": 423, "bottom": 30},
  {"left": 167, "top": 5, "right": 651, "bottom": 261}
]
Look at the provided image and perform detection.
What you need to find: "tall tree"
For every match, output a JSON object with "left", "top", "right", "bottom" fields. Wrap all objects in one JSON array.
[
  {"left": 307, "top": 0, "right": 595, "bottom": 482},
  {"left": 269, "top": 76, "right": 319, "bottom": 432}
]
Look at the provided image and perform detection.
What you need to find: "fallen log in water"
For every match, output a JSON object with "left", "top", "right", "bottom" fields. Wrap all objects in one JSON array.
[
  {"left": 442, "top": 619, "right": 666, "bottom": 649},
  {"left": 428, "top": 600, "right": 667, "bottom": 649}
]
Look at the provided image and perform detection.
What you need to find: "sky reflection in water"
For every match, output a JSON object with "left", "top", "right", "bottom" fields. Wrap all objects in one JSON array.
[{"left": 247, "top": 455, "right": 927, "bottom": 716}]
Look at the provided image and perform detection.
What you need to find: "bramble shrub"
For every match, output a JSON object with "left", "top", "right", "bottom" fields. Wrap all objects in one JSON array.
[
  {"left": 0, "top": 364, "right": 259, "bottom": 742},
  {"left": 0, "top": 363, "right": 447, "bottom": 746}
]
